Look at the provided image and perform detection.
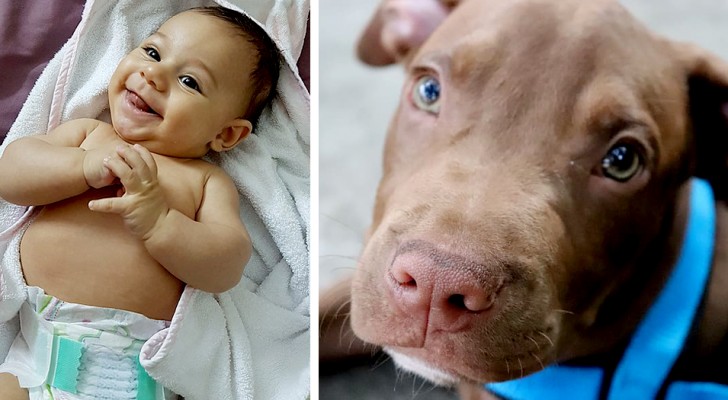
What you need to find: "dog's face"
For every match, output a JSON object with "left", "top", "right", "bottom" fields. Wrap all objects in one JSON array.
[{"left": 350, "top": 0, "right": 728, "bottom": 385}]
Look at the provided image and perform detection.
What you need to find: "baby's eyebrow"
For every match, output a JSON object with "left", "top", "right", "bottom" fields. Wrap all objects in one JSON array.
[
  {"left": 188, "top": 59, "right": 218, "bottom": 90},
  {"left": 149, "top": 31, "right": 168, "bottom": 42}
]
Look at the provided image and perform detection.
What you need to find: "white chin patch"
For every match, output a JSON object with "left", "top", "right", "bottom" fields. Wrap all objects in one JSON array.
[{"left": 385, "top": 348, "right": 459, "bottom": 387}]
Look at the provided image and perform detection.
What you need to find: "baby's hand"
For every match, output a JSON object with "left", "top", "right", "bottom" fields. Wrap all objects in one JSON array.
[
  {"left": 88, "top": 144, "right": 170, "bottom": 240},
  {"left": 82, "top": 146, "right": 117, "bottom": 189}
]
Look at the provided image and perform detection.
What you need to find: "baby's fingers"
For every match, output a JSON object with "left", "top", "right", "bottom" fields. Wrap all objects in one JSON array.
[
  {"left": 116, "top": 144, "right": 157, "bottom": 182},
  {"left": 132, "top": 144, "right": 157, "bottom": 176},
  {"left": 103, "top": 153, "right": 131, "bottom": 179},
  {"left": 88, "top": 197, "right": 125, "bottom": 214}
]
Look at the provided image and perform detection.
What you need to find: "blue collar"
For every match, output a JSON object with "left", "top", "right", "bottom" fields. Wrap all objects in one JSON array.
[{"left": 487, "top": 179, "right": 725, "bottom": 400}]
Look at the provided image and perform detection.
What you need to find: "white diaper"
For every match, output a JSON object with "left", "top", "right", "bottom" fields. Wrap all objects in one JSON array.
[{"left": 0, "top": 286, "right": 176, "bottom": 400}]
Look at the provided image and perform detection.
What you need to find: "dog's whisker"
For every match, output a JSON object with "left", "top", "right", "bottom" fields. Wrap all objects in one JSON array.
[
  {"left": 372, "top": 351, "right": 390, "bottom": 370},
  {"left": 337, "top": 313, "right": 354, "bottom": 348},
  {"left": 518, "top": 357, "right": 524, "bottom": 379},
  {"left": 526, "top": 335, "right": 540, "bottom": 350},
  {"left": 505, "top": 359, "right": 510, "bottom": 377},
  {"left": 320, "top": 212, "right": 365, "bottom": 235},
  {"left": 414, "top": 373, "right": 436, "bottom": 396},
  {"left": 553, "top": 309, "right": 575, "bottom": 315},
  {"left": 318, "top": 301, "right": 349, "bottom": 333},
  {"left": 531, "top": 352, "right": 545, "bottom": 370},
  {"left": 413, "top": 373, "right": 425, "bottom": 396},
  {"left": 393, "top": 365, "right": 405, "bottom": 388},
  {"left": 345, "top": 336, "right": 356, "bottom": 353},
  {"left": 370, "top": 345, "right": 381, "bottom": 357},
  {"left": 333, "top": 298, "right": 352, "bottom": 318},
  {"left": 538, "top": 331, "right": 555, "bottom": 347},
  {"left": 318, "top": 297, "right": 351, "bottom": 328}
]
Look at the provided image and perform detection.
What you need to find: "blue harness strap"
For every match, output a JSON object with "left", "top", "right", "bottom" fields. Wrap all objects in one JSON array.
[
  {"left": 487, "top": 179, "right": 724, "bottom": 400},
  {"left": 486, "top": 364, "right": 604, "bottom": 400},
  {"left": 667, "top": 382, "right": 728, "bottom": 400}
]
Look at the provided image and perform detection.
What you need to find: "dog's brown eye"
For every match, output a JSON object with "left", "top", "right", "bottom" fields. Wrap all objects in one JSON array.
[
  {"left": 412, "top": 75, "right": 441, "bottom": 114},
  {"left": 601, "top": 144, "right": 641, "bottom": 181}
]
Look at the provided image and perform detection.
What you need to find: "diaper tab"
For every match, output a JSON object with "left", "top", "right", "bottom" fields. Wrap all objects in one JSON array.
[
  {"left": 47, "top": 335, "right": 84, "bottom": 393},
  {"left": 136, "top": 357, "right": 158, "bottom": 400}
]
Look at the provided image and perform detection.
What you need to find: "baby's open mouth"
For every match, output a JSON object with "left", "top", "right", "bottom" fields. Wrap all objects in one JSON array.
[{"left": 127, "top": 90, "right": 159, "bottom": 116}]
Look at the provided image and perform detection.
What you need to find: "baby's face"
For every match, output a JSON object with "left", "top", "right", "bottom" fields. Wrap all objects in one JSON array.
[{"left": 108, "top": 10, "right": 257, "bottom": 157}]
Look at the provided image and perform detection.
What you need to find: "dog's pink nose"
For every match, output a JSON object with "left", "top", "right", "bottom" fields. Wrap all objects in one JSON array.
[{"left": 387, "top": 241, "right": 499, "bottom": 334}]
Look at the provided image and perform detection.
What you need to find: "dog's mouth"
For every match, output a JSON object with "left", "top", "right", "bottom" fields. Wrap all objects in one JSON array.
[
  {"left": 386, "top": 349, "right": 460, "bottom": 386},
  {"left": 386, "top": 342, "right": 555, "bottom": 385}
]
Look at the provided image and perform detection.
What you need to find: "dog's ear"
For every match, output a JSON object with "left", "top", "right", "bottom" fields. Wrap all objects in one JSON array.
[
  {"left": 678, "top": 43, "right": 728, "bottom": 199},
  {"left": 357, "top": 0, "right": 456, "bottom": 66}
]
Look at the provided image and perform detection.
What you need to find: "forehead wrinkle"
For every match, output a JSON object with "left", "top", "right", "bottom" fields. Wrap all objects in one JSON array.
[
  {"left": 452, "top": 7, "right": 565, "bottom": 123},
  {"left": 410, "top": 49, "right": 452, "bottom": 76},
  {"left": 448, "top": 33, "right": 502, "bottom": 92},
  {"left": 574, "top": 78, "right": 647, "bottom": 136},
  {"left": 416, "top": 0, "right": 666, "bottom": 156}
]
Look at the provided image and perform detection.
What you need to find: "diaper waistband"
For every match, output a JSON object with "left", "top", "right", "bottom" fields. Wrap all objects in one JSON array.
[{"left": 26, "top": 286, "right": 169, "bottom": 341}]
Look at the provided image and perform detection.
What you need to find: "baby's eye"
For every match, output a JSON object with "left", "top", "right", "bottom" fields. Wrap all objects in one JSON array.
[
  {"left": 412, "top": 75, "right": 441, "bottom": 114},
  {"left": 143, "top": 47, "right": 160, "bottom": 61},
  {"left": 180, "top": 76, "right": 201, "bottom": 93}
]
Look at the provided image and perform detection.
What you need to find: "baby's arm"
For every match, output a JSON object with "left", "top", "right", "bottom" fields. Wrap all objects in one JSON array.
[
  {"left": 147, "top": 167, "right": 252, "bottom": 292},
  {"left": 0, "top": 119, "right": 115, "bottom": 205},
  {"left": 90, "top": 145, "right": 251, "bottom": 293}
]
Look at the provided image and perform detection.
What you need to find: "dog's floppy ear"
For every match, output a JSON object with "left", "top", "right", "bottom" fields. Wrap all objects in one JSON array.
[
  {"left": 357, "top": 0, "right": 456, "bottom": 66},
  {"left": 678, "top": 43, "right": 728, "bottom": 199}
]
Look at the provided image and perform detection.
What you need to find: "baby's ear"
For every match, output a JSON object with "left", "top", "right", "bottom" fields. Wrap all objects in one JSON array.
[{"left": 211, "top": 118, "right": 253, "bottom": 152}]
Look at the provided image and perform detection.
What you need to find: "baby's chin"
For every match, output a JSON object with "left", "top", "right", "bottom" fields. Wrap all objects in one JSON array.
[{"left": 111, "top": 123, "right": 145, "bottom": 146}]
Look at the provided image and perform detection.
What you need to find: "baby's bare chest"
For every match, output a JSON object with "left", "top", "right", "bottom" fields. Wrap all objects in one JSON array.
[{"left": 81, "top": 125, "right": 210, "bottom": 218}]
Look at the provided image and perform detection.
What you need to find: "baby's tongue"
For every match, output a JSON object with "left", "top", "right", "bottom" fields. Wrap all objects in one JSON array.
[{"left": 130, "top": 92, "right": 155, "bottom": 114}]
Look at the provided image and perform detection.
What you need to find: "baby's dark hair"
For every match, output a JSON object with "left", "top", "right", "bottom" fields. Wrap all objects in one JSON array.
[{"left": 193, "top": 6, "right": 280, "bottom": 128}]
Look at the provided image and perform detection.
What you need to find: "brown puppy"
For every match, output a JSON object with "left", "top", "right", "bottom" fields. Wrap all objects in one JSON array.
[{"left": 321, "top": 0, "right": 728, "bottom": 398}]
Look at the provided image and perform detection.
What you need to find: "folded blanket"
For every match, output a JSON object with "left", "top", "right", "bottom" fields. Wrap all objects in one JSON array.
[{"left": 0, "top": 0, "right": 310, "bottom": 399}]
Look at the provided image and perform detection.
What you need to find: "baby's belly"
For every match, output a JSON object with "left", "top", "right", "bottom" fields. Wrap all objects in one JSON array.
[{"left": 19, "top": 189, "right": 184, "bottom": 321}]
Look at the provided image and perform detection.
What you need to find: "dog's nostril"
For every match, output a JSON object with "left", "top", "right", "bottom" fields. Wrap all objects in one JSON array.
[
  {"left": 448, "top": 293, "right": 496, "bottom": 312},
  {"left": 391, "top": 269, "right": 417, "bottom": 288},
  {"left": 400, "top": 278, "right": 417, "bottom": 288},
  {"left": 447, "top": 294, "right": 467, "bottom": 309}
]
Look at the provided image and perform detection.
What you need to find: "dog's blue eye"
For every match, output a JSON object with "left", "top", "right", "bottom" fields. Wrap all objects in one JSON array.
[
  {"left": 412, "top": 75, "right": 441, "bottom": 114},
  {"left": 601, "top": 144, "right": 641, "bottom": 181}
]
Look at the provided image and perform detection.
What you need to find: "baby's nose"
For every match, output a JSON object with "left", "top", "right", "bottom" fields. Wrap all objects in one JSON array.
[{"left": 140, "top": 65, "right": 167, "bottom": 91}]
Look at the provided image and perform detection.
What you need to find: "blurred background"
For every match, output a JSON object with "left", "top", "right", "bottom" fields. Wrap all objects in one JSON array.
[{"left": 319, "top": 0, "right": 728, "bottom": 398}]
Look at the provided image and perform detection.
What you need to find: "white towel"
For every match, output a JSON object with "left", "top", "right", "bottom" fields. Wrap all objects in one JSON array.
[{"left": 0, "top": 0, "right": 310, "bottom": 399}]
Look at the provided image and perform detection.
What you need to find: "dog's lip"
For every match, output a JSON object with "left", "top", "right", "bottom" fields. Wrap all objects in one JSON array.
[
  {"left": 387, "top": 343, "right": 552, "bottom": 383},
  {"left": 385, "top": 348, "right": 460, "bottom": 386}
]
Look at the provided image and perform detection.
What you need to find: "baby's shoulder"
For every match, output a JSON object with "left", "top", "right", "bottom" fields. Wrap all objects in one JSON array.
[
  {"left": 160, "top": 159, "right": 237, "bottom": 208},
  {"left": 159, "top": 157, "right": 229, "bottom": 185},
  {"left": 196, "top": 160, "right": 234, "bottom": 186},
  {"left": 190, "top": 160, "right": 237, "bottom": 192}
]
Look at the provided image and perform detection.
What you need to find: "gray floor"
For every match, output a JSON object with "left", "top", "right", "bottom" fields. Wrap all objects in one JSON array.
[{"left": 319, "top": 1, "right": 728, "bottom": 398}]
